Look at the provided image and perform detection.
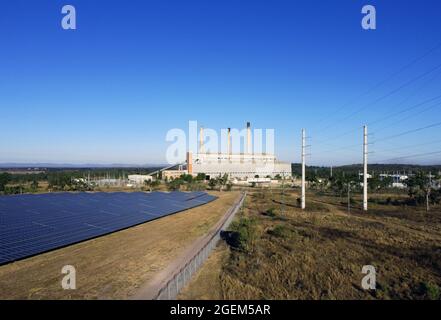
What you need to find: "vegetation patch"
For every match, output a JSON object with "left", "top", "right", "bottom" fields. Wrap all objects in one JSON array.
[
  {"left": 267, "top": 225, "right": 291, "bottom": 239},
  {"left": 228, "top": 217, "right": 257, "bottom": 252},
  {"left": 183, "top": 189, "right": 441, "bottom": 300}
]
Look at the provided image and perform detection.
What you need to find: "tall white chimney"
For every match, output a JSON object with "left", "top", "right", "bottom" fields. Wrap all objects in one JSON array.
[
  {"left": 246, "top": 122, "right": 251, "bottom": 154},
  {"left": 227, "top": 128, "right": 231, "bottom": 159},
  {"left": 199, "top": 126, "right": 205, "bottom": 154}
]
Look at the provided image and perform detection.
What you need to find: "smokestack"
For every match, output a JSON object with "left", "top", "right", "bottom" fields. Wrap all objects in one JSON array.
[
  {"left": 199, "top": 127, "right": 205, "bottom": 154},
  {"left": 227, "top": 128, "right": 231, "bottom": 157},
  {"left": 246, "top": 122, "right": 251, "bottom": 154},
  {"left": 187, "top": 151, "right": 193, "bottom": 175}
]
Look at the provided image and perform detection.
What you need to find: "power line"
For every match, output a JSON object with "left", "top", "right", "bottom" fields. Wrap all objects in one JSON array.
[
  {"left": 313, "top": 143, "right": 360, "bottom": 155},
  {"left": 371, "top": 121, "right": 441, "bottom": 144},
  {"left": 319, "top": 62, "right": 441, "bottom": 133},
  {"left": 313, "top": 40, "right": 441, "bottom": 129},
  {"left": 372, "top": 100, "right": 441, "bottom": 134},
  {"left": 314, "top": 93, "right": 441, "bottom": 146},
  {"left": 373, "top": 138, "right": 441, "bottom": 155},
  {"left": 313, "top": 70, "right": 441, "bottom": 146},
  {"left": 369, "top": 94, "right": 441, "bottom": 128},
  {"left": 374, "top": 150, "right": 441, "bottom": 163},
  {"left": 314, "top": 122, "right": 441, "bottom": 161}
]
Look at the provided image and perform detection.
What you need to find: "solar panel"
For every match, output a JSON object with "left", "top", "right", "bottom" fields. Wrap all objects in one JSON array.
[{"left": 0, "top": 191, "right": 217, "bottom": 265}]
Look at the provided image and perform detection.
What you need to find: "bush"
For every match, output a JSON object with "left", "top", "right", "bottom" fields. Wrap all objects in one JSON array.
[
  {"left": 208, "top": 179, "right": 217, "bottom": 190},
  {"left": 186, "top": 182, "right": 206, "bottom": 191},
  {"left": 4, "top": 186, "right": 23, "bottom": 195},
  {"left": 0, "top": 173, "right": 11, "bottom": 192},
  {"left": 421, "top": 282, "right": 440, "bottom": 300},
  {"left": 229, "top": 217, "right": 256, "bottom": 252},
  {"left": 166, "top": 179, "right": 183, "bottom": 191}
]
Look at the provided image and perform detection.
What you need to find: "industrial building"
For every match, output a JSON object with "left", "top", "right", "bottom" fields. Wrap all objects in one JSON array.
[
  {"left": 127, "top": 174, "right": 153, "bottom": 186},
  {"left": 165, "top": 122, "right": 292, "bottom": 180}
]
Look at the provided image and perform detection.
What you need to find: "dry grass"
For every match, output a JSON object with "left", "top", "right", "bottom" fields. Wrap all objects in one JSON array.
[
  {"left": 181, "top": 190, "right": 441, "bottom": 300},
  {"left": 178, "top": 243, "right": 230, "bottom": 300},
  {"left": 0, "top": 191, "right": 238, "bottom": 300}
]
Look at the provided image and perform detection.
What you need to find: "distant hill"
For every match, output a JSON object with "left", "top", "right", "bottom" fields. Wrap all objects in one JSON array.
[
  {"left": 0, "top": 163, "right": 167, "bottom": 169},
  {"left": 291, "top": 163, "right": 441, "bottom": 176}
]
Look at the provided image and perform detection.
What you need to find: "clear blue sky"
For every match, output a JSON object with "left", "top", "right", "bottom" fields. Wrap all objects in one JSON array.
[{"left": 1, "top": 0, "right": 440, "bottom": 166}]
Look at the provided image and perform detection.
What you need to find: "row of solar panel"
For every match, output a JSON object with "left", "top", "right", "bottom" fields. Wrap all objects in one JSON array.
[{"left": 0, "top": 191, "right": 217, "bottom": 265}]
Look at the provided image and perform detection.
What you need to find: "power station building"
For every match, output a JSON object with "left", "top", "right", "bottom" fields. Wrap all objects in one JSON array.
[{"left": 184, "top": 122, "right": 292, "bottom": 180}]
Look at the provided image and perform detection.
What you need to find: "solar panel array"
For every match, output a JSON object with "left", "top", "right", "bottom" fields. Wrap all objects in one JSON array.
[{"left": 0, "top": 191, "right": 217, "bottom": 265}]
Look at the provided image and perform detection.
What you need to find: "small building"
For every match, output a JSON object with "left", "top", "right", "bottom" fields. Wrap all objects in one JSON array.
[
  {"left": 232, "top": 177, "right": 277, "bottom": 187},
  {"left": 127, "top": 175, "right": 153, "bottom": 186},
  {"left": 358, "top": 172, "right": 373, "bottom": 179},
  {"left": 379, "top": 173, "right": 408, "bottom": 189},
  {"left": 162, "top": 170, "right": 186, "bottom": 180}
]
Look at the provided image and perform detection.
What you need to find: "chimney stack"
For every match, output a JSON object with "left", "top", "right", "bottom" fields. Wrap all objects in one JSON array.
[
  {"left": 227, "top": 128, "right": 231, "bottom": 157},
  {"left": 246, "top": 122, "right": 251, "bottom": 154},
  {"left": 199, "top": 126, "right": 205, "bottom": 154},
  {"left": 187, "top": 151, "right": 193, "bottom": 175}
]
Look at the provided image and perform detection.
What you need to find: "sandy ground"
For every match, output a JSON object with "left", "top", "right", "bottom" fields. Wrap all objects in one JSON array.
[{"left": 0, "top": 191, "right": 238, "bottom": 300}]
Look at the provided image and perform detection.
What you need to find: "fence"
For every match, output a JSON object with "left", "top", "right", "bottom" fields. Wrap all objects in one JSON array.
[{"left": 154, "top": 192, "right": 247, "bottom": 300}]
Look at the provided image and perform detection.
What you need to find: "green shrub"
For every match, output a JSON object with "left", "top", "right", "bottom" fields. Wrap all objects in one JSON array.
[
  {"left": 186, "top": 182, "right": 206, "bottom": 191},
  {"left": 268, "top": 225, "right": 290, "bottom": 238},
  {"left": 229, "top": 217, "right": 256, "bottom": 251},
  {"left": 421, "top": 282, "right": 440, "bottom": 300},
  {"left": 166, "top": 179, "right": 183, "bottom": 191}
]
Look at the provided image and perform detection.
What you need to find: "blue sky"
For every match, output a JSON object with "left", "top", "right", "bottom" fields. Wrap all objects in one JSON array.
[{"left": 1, "top": 0, "right": 440, "bottom": 166}]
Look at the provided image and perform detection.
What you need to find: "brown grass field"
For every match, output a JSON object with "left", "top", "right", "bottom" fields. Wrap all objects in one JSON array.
[
  {"left": 179, "top": 189, "right": 441, "bottom": 300},
  {"left": 0, "top": 191, "right": 238, "bottom": 300}
]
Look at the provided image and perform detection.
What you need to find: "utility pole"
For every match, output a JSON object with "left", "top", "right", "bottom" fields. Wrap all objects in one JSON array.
[
  {"left": 427, "top": 172, "right": 432, "bottom": 212},
  {"left": 281, "top": 172, "right": 286, "bottom": 215},
  {"left": 301, "top": 129, "right": 306, "bottom": 210},
  {"left": 363, "top": 125, "right": 368, "bottom": 211},
  {"left": 347, "top": 182, "right": 351, "bottom": 213},
  {"left": 330, "top": 165, "right": 333, "bottom": 178}
]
